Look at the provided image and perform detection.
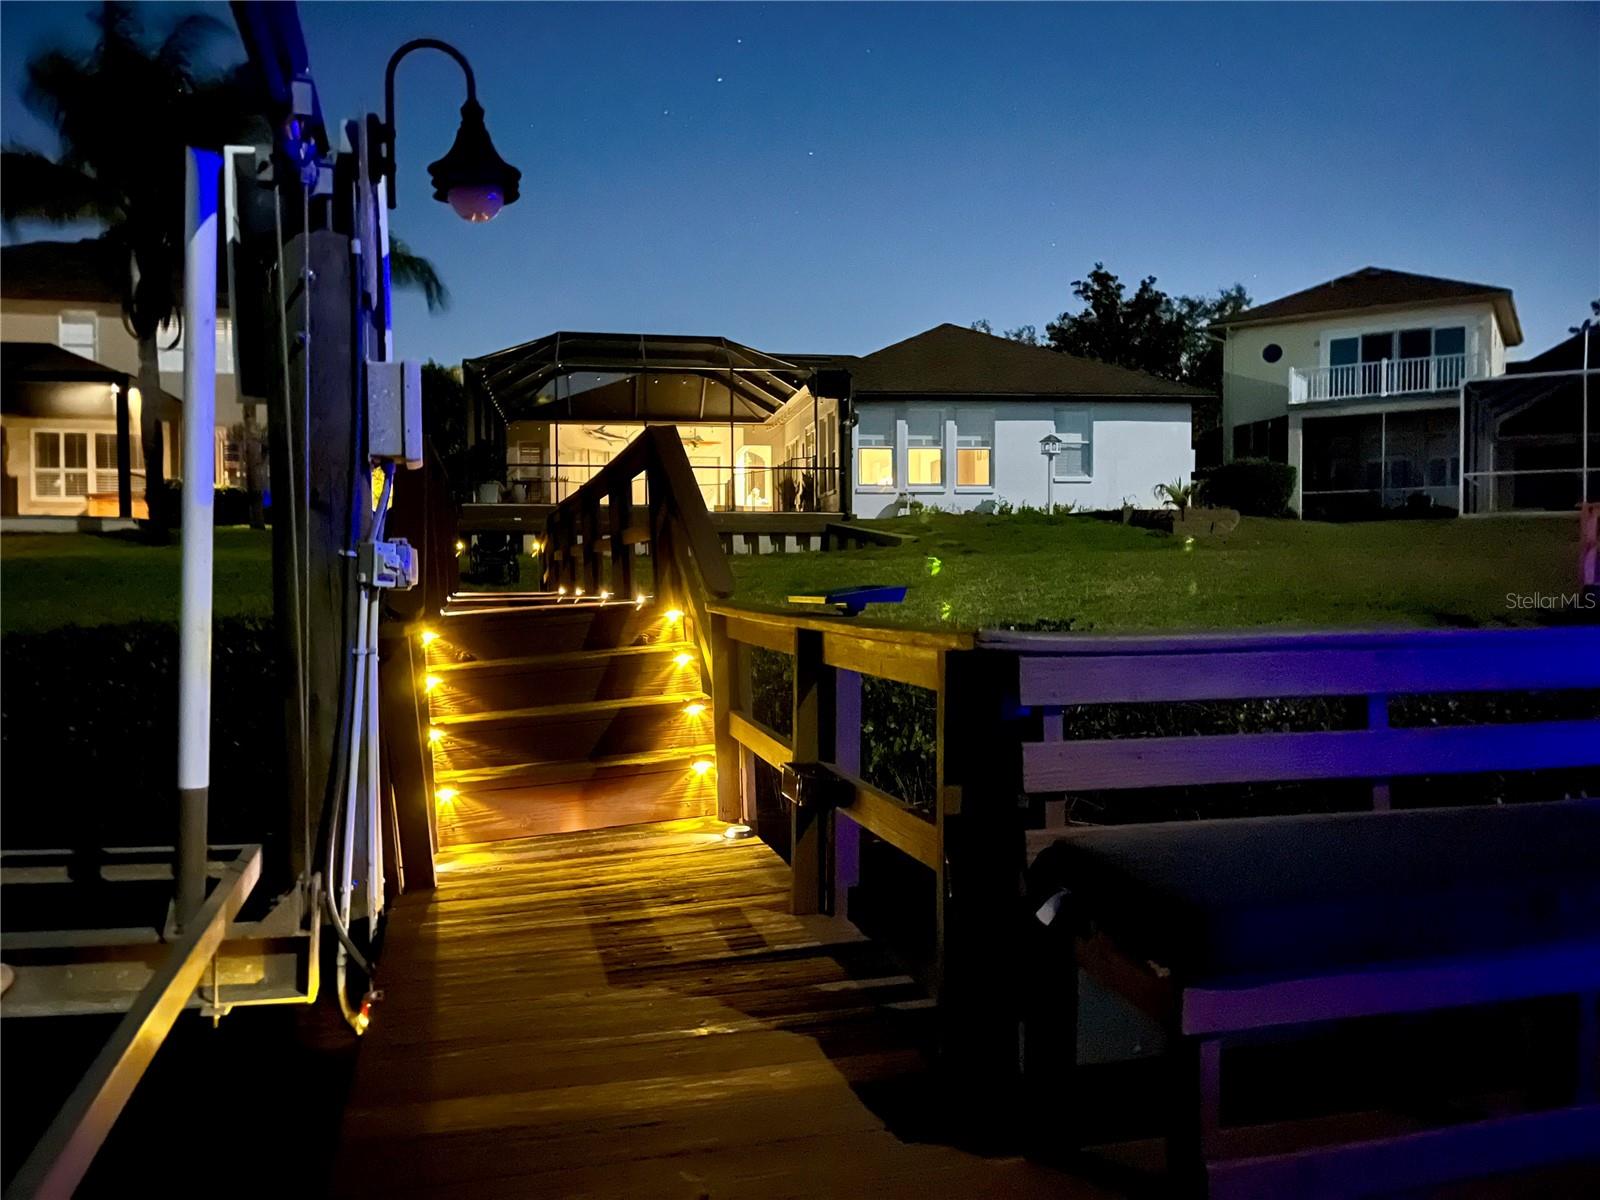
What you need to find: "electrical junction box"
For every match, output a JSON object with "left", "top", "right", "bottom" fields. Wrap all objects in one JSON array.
[
  {"left": 359, "top": 539, "right": 419, "bottom": 590},
  {"left": 367, "top": 359, "right": 423, "bottom": 468}
]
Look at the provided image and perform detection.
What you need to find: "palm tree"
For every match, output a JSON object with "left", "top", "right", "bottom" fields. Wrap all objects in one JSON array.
[
  {"left": 2, "top": 4, "right": 260, "bottom": 529},
  {"left": 2, "top": 2, "right": 448, "bottom": 531}
]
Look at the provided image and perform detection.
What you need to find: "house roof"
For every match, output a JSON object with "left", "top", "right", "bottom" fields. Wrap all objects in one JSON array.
[
  {"left": 2, "top": 239, "right": 124, "bottom": 304},
  {"left": 1, "top": 341, "right": 128, "bottom": 384},
  {"left": 1, "top": 237, "right": 232, "bottom": 311},
  {"left": 1508, "top": 324, "right": 1598, "bottom": 375},
  {"left": 1211, "top": 267, "right": 1523, "bottom": 346},
  {"left": 1, "top": 340, "right": 181, "bottom": 416},
  {"left": 842, "top": 323, "right": 1206, "bottom": 401},
  {"left": 463, "top": 331, "right": 812, "bottom": 424}
]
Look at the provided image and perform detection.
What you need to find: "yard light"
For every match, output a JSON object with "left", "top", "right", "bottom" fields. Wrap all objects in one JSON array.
[
  {"left": 672, "top": 652, "right": 694, "bottom": 668},
  {"left": 424, "top": 675, "right": 441, "bottom": 693},
  {"left": 435, "top": 786, "right": 459, "bottom": 805},
  {"left": 376, "top": 39, "right": 521, "bottom": 222},
  {"left": 683, "top": 702, "right": 707, "bottom": 717},
  {"left": 635, "top": 593, "right": 647, "bottom": 609},
  {"left": 454, "top": 540, "right": 466, "bottom": 554},
  {"left": 428, "top": 727, "right": 445, "bottom": 744},
  {"left": 690, "top": 759, "right": 713, "bottom": 776},
  {"left": 558, "top": 585, "right": 567, "bottom": 596},
  {"left": 420, "top": 629, "right": 439, "bottom": 646},
  {"left": 1039, "top": 433, "right": 1064, "bottom": 512},
  {"left": 664, "top": 608, "right": 685, "bottom": 623}
]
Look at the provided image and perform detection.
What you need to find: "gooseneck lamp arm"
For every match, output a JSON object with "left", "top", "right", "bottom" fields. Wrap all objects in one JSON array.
[
  {"left": 377, "top": 38, "right": 523, "bottom": 221},
  {"left": 379, "top": 39, "right": 477, "bottom": 210}
]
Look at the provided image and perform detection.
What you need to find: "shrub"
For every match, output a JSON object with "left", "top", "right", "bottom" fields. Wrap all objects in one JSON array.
[
  {"left": 148, "top": 483, "right": 264, "bottom": 527},
  {"left": 1, "top": 618, "right": 284, "bottom": 855},
  {"left": 1205, "top": 458, "right": 1297, "bottom": 516}
]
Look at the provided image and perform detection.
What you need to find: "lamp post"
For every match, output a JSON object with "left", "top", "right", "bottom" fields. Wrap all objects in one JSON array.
[
  {"left": 372, "top": 38, "right": 522, "bottom": 222},
  {"left": 1039, "top": 433, "right": 1063, "bottom": 512}
]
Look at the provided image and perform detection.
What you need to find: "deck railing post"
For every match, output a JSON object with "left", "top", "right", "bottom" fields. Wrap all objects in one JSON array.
[
  {"left": 936, "top": 649, "right": 1026, "bottom": 1095},
  {"left": 711, "top": 615, "right": 742, "bottom": 823},
  {"left": 790, "top": 628, "right": 832, "bottom": 915},
  {"left": 610, "top": 483, "right": 633, "bottom": 599},
  {"left": 830, "top": 669, "right": 862, "bottom": 918}
]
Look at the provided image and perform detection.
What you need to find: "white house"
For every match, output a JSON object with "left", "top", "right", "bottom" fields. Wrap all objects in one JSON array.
[
  {"left": 1211, "top": 267, "right": 1524, "bottom": 518},
  {"left": 835, "top": 324, "right": 1200, "bottom": 516},
  {"left": 464, "top": 323, "right": 1202, "bottom": 521}
]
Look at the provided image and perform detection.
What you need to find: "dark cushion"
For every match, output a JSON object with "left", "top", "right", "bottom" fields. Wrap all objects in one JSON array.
[{"left": 1029, "top": 802, "right": 1600, "bottom": 981}]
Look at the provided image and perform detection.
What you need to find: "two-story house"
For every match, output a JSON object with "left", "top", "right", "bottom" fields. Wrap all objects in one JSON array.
[
  {"left": 1, "top": 238, "right": 252, "bottom": 525},
  {"left": 1212, "top": 267, "right": 1523, "bottom": 519}
]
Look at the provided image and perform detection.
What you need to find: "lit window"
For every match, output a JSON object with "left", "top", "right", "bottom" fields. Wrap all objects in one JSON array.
[
  {"left": 955, "top": 408, "right": 993, "bottom": 488},
  {"left": 32, "top": 430, "right": 91, "bottom": 500},
  {"left": 856, "top": 405, "right": 894, "bottom": 489},
  {"left": 906, "top": 407, "right": 943, "bottom": 488},
  {"left": 156, "top": 317, "right": 235, "bottom": 374},
  {"left": 57, "top": 312, "right": 97, "bottom": 361},
  {"left": 1053, "top": 407, "right": 1092, "bottom": 480}
]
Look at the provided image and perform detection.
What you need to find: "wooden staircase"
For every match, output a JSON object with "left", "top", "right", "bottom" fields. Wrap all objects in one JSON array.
[{"left": 421, "top": 592, "right": 716, "bottom": 845}]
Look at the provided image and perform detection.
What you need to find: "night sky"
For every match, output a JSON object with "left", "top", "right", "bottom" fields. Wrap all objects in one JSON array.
[{"left": 3, "top": 2, "right": 1597, "bottom": 365}]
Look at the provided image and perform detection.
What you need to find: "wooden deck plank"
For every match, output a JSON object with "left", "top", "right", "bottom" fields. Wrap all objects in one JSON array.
[{"left": 333, "top": 818, "right": 1110, "bottom": 1199}]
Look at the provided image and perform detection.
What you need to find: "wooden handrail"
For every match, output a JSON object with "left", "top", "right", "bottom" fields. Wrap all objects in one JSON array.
[{"left": 543, "top": 425, "right": 734, "bottom": 598}]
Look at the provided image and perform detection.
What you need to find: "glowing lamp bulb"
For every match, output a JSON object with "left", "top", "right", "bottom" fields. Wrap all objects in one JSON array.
[
  {"left": 574, "top": 587, "right": 585, "bottom": 597},
  {"left": 420, "top": 630, "right": 439, "bottom": 646},
  {"left": 435, "top": 787, "right": 459, "bottom": 804},
  {"left": 558, "top": 586, "right": 567, "bottom": 596},
  {"left": 664, "top": 608, "right": 685, "bottom": 622},
  {"left": 672, "top": 652, "right": 694, "bottom": 667},
  {"left": 454, "top": 540, "right": 466, "bottom": 554},
  {"left": 690, "top": 759, "right": 713, "bottom": 776},
  {"left": 635, "top": 593, "right": 646, "bottom": 609},
  {"left": 683, "top": 702, "right": 707, "bottom": 717},
  {"left": 428, "top": 727, "right": 445, "bottom": 744},
  {"left": 424, "top": 675, "right": 441, "bottom": 693},
  {"left": 599, "top": 590, "right": 611, "bottom": 600},
  {"left": 447, "top": 184, "right": 505, "bottom": 223}
]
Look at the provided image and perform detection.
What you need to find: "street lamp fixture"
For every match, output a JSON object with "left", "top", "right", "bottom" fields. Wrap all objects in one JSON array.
[
  {"left": 376, "top": 38, "right": 521, "bottom": 222},
  {"left": 1039, "top": 433, "right": 1063, "bottom": 511}
]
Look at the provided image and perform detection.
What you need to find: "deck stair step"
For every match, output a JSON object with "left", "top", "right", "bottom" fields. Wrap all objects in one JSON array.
[
  {"left": 435, "top": 745, "right": 716, "bottom": 790},
  {"left": 424, "top": 597, "right": 714, "bottom": 833},
  {"left": 430, "top": 689, "right": 707, "bottom": 729}
]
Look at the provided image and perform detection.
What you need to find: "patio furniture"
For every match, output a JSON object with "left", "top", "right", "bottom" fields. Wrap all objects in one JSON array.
[{"left": 1024, "top": 801, "right": 1600, "bottom": 1197}]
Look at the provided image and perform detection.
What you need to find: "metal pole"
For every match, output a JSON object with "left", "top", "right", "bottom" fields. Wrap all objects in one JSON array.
[
  {"left": 1583, "top": 327, "right": 1591, "bottom": 505},
  {"left": 177, "top": 148, "right": 222, "bottom": 927}
]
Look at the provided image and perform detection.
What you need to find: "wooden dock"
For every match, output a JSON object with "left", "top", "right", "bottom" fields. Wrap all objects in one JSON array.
[{"left": 332, "top": 818, "right": 1109, "bottom": 1198}]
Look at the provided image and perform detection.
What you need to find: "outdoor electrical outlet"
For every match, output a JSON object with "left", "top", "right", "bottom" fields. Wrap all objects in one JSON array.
[{"left": 367, "top": 359, "right": 424, "bottom": 467}]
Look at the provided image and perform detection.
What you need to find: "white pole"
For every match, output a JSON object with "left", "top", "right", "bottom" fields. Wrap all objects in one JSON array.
[
  {"left": 1583, "top": 327, "right": 1590, "bottom": 505},
  {"left": 364, "top": 592, "right": 383, "bottom": 920},
  {"left": 1458, "top": 382, "right": 1467, "bottom": 515},
  {"left": 177, "top": 147, "right": 221, "bottom": 927}
]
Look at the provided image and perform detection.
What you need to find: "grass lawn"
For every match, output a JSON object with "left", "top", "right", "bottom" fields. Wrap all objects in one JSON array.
[
  {"left": 727, "top": 513, "right": 1584, "bottom": 633},
  {"left": 1, "top": 516, "right": 1583, "bottom": 635},
  {"left": 1, "top": 528, "right": 274, "bottom": 635}
]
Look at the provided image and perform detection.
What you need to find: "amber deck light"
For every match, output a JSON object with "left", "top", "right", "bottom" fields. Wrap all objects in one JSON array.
[
  {"left": 672, "top": 651, "right": 695, "bottom": 668},
  {"left": 683, "top": 702, "right": 707, "bottom": 717},
  {"left": 690, "top": 759, "right": 713, "bottom": 776},
  {"left": 420, "top": 629, "right": 439, "bottom": 646}
]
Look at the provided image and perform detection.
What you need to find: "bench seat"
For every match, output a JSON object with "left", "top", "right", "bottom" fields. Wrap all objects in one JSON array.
[
  {"left": 1029, "top": 801, "right": 1600, "bottom": 982},
  {"left": 1024, "top": 801, "right": 1600, "bottom": 1197}
]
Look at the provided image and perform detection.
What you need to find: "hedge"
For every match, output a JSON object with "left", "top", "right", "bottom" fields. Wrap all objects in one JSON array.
[
  {"left": 1204, "top": 457, "right": 1298, "bottom": 517},
  {"left": 0, "top": 618, "right": 285, "bottom": 856}
]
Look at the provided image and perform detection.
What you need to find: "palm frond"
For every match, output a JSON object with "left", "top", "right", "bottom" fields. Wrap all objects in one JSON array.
[
  {"left": 390, "top": 237, "right": 450, "bottom": 313},
  {"left": 0, "top": 149, "right": 116, "bottom": 226}
]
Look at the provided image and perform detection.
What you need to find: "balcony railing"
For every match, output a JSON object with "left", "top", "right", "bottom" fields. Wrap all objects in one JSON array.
[{"left": 1290, "top": 352, "right": 1483, "bottom": 405}]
